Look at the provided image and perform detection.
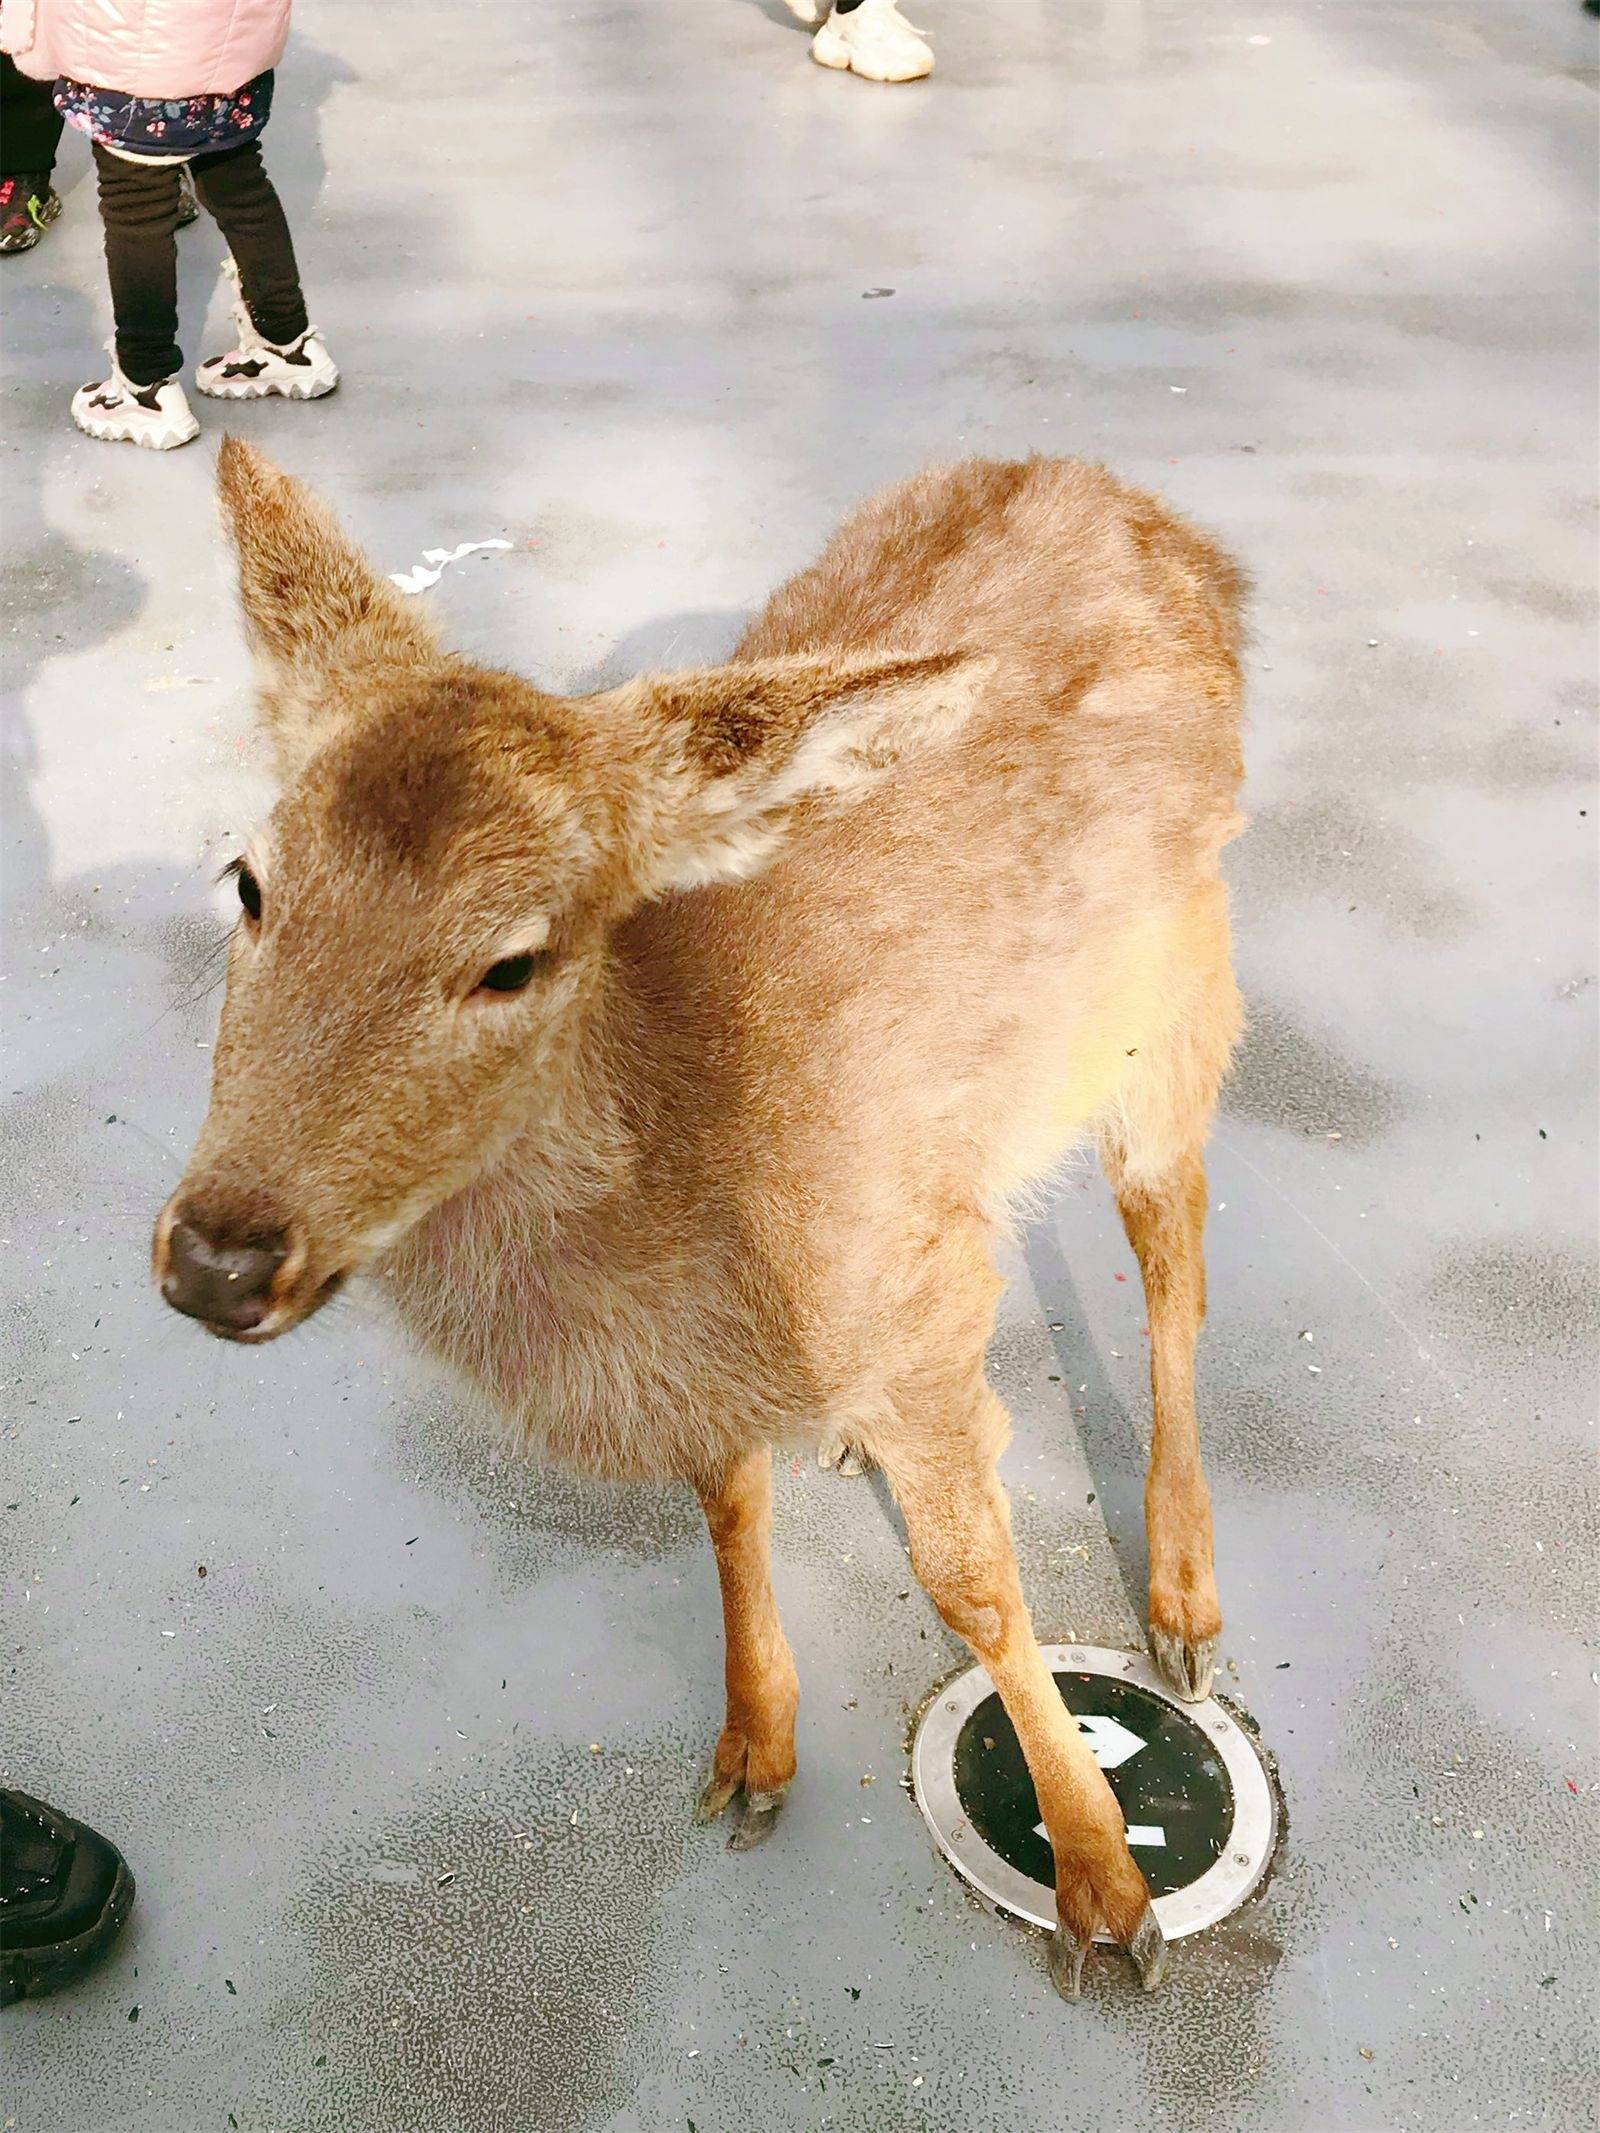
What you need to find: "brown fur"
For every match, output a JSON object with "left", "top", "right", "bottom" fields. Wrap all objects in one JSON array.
[{"left": 158, "top": 438, "right": 1247, "bottom": 1995}]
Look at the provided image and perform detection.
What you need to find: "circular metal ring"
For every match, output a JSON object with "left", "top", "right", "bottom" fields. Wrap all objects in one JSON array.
[{"left": 910, "top": 1644, "right": 1280, "bottom": 1941}]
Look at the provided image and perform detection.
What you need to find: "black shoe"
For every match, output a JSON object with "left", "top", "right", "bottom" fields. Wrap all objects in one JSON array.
[
  {"left": 0, "top": 173, "right": 63, "bottom": 254},
  {"left": 0, "top": 1790, "right": 134, "bottom": 2005},
  {"left": 177, "top": 166, "right": 200, "bottom": 229}
]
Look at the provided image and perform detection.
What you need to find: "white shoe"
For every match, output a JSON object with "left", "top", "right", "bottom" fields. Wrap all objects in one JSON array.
[
  {"left": 811, "top": 0, "right": 933, "bottom": 81},
  {"left": 196, "top": 263, "right": 338, "bottom": 402},
  {"left": 196, "top": 323, "right": 338, "bottom": 401},
  {"left": 784, "top": 0, "right": 824, "bottom": 22},
  {"left": 71, "top": 363, "right": 199, "bottom": 450}
]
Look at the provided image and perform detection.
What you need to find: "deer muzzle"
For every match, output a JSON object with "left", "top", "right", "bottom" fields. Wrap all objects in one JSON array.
[{"left": 152, "top": 1196, "right": 343, "bottom": 1342}]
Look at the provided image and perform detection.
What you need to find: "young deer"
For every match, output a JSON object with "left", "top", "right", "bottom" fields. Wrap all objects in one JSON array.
[{"left": 156, "top": 439, "right": 1245, "bottom": 2001}]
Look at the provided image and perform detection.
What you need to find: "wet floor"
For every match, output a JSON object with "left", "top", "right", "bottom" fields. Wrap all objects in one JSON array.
[{"left": 3, "top": 3, "right": 1597, "bottom": 2128}]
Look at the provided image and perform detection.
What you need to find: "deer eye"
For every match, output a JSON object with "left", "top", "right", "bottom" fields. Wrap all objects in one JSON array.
[
  {"left": 236, "top": 864, "right": 262, "bottom": 923},
  {"left": 474, "top": 950, "right": 541, "bottom": 997}
]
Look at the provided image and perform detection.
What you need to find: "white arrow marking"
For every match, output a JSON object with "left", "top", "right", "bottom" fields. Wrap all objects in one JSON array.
[
  {"left": 1074, "top": 1713, "right": 1146, "bottom": 1772},
  {"left": 1033, "top": 1719, "right": 1160, "bottom": 1847},
  {"left": 1036, "top": 1818, "right": 1167, "bottom": 1848}
]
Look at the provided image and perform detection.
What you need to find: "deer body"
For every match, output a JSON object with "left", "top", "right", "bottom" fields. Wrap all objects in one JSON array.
[
  {"left": 386, "top": 459, "right": 1241, "bottom": 1483},
  {"left": 160, "top": 444, "right": 1245, "bottom": 2001}
]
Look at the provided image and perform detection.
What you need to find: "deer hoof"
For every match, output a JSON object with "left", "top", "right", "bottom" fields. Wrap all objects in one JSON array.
[
  {"left": 1048, "top": 1902, "right": 1167, "bottom": 2002},
  {"left": 1128, "top": 1901, "right": 1168, "bottom": 1989},
  {"left": 694, "top": 1769, "right": 740, "bottom": 1824},
  {"left": 728, "top": 1788, "right": 786, "bottom": 1851},
  {"left": 1151, "top": 1627, "right": 1217, "bottom": 1703},
  {"left": 817, "top": 1434, "right": 866, "bottom": 1477},
  {"left": 1047, "top": 1923, "right": 1092, "bottom": 2001}
]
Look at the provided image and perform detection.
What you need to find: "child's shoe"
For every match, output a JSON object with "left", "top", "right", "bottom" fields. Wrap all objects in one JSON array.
[
  {"left": 177, "top": 167, "right": 199, "bottom": 229},
  {"left": 71, "top": 362, "right": 199, "bottom": 450},
  {"left": 810, "top": 0, "right": 934, "bottom": 80},
  {"left": 196, "top": 322, "right": 337, "bottom": 400},
  {"left": 196, "top": 266, "right": 338, "bottom": 401},
  {"left": 197, "top": 257, "right": 337, "bottom": 401},
  {"left": 0, "top": 173, "right": 62, "bottom": 254}
]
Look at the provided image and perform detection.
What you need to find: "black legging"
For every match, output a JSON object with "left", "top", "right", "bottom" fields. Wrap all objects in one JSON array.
[
  {"left": 1, "top": 54, "right": 65, "bottom": 176},
  {"left": 92, "top": 138, "right": 308, "bottom": 386}
]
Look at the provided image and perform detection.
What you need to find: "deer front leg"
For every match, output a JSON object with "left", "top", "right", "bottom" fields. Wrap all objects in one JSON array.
[
  {"left": 1108, "top": 1146, "right": 1221, "bottom": 1701},
  {"left": 883, "top": 1396, "right": 1165, "bottom": 2001},
  {"left": 694, "top": 1447, "right": 799, "bottom": 1851}
]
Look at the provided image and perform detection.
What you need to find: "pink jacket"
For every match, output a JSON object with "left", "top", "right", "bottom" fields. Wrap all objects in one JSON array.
[{"left": 1, "top": 0, "right": 289, "bottom": 95}]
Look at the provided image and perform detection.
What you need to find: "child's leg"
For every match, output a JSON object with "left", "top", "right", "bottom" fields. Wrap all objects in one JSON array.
[
  {"left": 189, "top": 141, "right": 308, "bottom": 346},
  {"left": 0, "top": 57, "right": 65, "bottom": 252},
  {"left": 2, "top": 54, "right": 65, "bottom": 180},
  {"left": 91, "top": 146, "right": 184, "bottom": 385},
  {"left": 192, "top": 140, "right": 336, "bottom": 403}
]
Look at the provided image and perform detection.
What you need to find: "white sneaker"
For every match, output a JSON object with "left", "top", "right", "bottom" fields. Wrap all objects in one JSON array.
[
  {"left": 811, "top": 0, "right": 933, "bottom": 81},
  {"left": 71, "top": 364, "right": 199, "bottom": 450},
  {"left": 196, "top": 324, "right": 338, "bottom": 401},
  {"left": 784, "top": 0, "right": 825, "bottom": 22},
  {"left": 196, "top": 264, "right": 338, "bottom": 402}
]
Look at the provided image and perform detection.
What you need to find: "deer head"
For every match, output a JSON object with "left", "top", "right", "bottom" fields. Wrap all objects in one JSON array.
[{"left": 153, "top": 440, "right": 990, "bottom": 1341}]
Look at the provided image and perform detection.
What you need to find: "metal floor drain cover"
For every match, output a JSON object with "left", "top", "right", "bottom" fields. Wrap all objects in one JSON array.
[{"left": 911, "top": 1645, "right": 1279, "bottom": 1940}]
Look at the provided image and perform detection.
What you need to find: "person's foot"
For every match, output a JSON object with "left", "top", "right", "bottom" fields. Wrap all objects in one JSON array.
[
  {"left": 0, "top": 1790, "right": 134, "bottom": 2005},
  {"left": 0, "top": 172, "right": 63, "bottom": 254},
  {"left": 196, "top": 322, "right": 338, "bottom": 400},
  {"left": 177, "top": 165, "right": 199, "bottom": 228},
  {"left": 784, "top": 0, "right": 825, "bottom": 22},
  {"left": 810, "top": 0, "right": 933, "bottom": 81},
  {"left": 196, "top": 269, "right": 338, "bottom": 401},
  {"left": 71, "top": 363, "right": 200, "bottom": 450}
]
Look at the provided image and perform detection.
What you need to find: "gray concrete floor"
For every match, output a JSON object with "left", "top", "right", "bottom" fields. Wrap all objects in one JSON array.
[{"left": 4, "top": 3, "right": 1597, "bottom": 2129}]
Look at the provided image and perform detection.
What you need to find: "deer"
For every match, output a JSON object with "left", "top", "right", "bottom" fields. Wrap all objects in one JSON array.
[{"left": 154, "top": 437, "right": 1246, "bottom": 2002}]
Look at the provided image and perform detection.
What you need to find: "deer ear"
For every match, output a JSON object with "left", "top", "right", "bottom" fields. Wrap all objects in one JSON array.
[
  {"left": 215, "top": 436, "right": 437, "bottom": 774},
  {"left": 600, "top": 649, "right": 994, "bottom": 895}
]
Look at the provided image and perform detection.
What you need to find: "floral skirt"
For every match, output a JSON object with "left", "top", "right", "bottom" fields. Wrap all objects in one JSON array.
[{"left": 54, "top": 69, "right": 273, "bottom": 162}]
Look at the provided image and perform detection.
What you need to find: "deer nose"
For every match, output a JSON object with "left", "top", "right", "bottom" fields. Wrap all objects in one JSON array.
[{"left": 161, "top": 1217, "right": 289, "bottom": 1333}]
